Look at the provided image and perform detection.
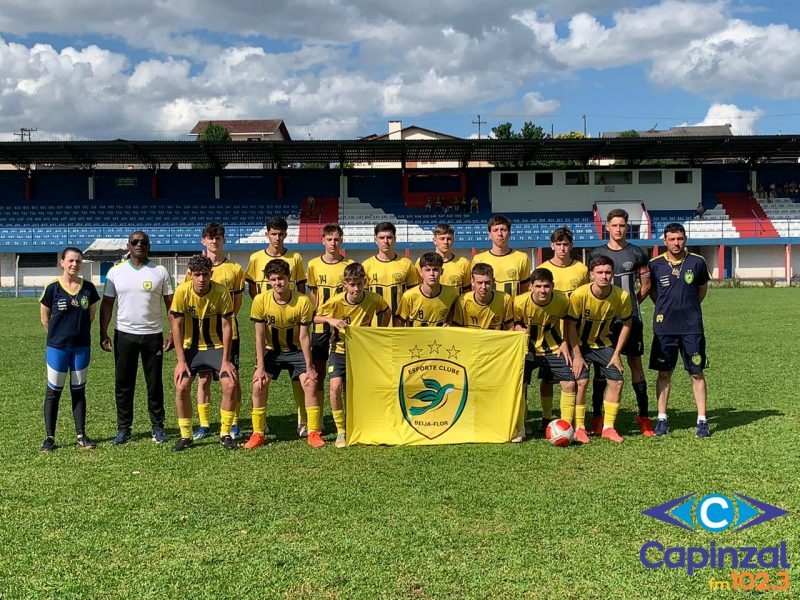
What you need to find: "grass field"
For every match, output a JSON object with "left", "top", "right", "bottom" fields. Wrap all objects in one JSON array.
[{"left": 0, "top": 289, "right": 798, "bottom": 599}]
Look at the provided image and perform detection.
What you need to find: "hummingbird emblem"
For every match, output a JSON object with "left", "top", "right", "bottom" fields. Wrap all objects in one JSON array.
[{"left": 409, "top": 379, "right": 455, "bottom": 416}]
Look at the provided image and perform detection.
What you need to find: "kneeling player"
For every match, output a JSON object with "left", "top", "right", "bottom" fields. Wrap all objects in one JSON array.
[
  {"left": 514, "top": 268, "right": 576, "bottom": 442},
  {"left": 246, "top": 259, "right": 321, "bottom": 449},
  {"left": 170, "top": 255, "right": 239, "bottom": 452},
  {"left": 566, "top": 256, "right": 632, "bottom": 444},
  {"left": 452, "top": 263, "right": 514, "bottom": 331},
  {"left": 396, "top": 252, "right": 458, "bottom": 327},
  {"left": 315, "top": 263, "right": 391, "bottom": 447}
]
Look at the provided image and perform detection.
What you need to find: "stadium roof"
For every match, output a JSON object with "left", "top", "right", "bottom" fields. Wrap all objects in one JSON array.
[{"left": 1, "top": 135, "right": 799, "bottom": 168}]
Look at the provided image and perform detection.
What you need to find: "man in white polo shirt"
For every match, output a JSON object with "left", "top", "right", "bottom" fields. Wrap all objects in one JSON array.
[{"left": 99, "top": 231, "right": 174, "bottom": 445}]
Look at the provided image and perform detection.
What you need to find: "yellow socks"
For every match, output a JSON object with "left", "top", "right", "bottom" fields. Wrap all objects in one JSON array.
[
  {"left": 220, "top": 409, "right": 235, "bottom": 436},
  {"left": 232, "top": 399, "right": 240, "bottom": 426},
  {"left": 197, "top": 403, "right": 211, "bottom": 428},
  {"left": 541, "top": 395, "right": 553, "bottom": 420},
  {"left": 251, "top": 407, "right": 266, "bottom": 434},
  {"left": 307, "top": 406, "right": 322, "bottom": 433},
  {"left": 560, "top": 391, "right": 576, "bottom": 425},
  {"left": 178, "top": 418, "right": 192, "bottom": 440},
  {"left": 332, "top": 409, "right": 346, "bottom": 435},
  {"left": 603, "top": 401, "right": 620, "bottom": 429},
  {"left": 292, "top": 381, "right": 307, "bottom": 424},
  {"left": 575, "top": 404, "right": 586, "bottom": 430}
]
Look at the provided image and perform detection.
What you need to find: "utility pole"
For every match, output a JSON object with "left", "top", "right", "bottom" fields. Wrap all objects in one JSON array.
[
  {"left": 472, "top": 114, "right": 487, "bottom": 139},
  {"left": 582, "top": 115, "right": 587, "bottom": 137},
  {"left": 13, "top": 127, "right": 37, "bottom": 142}
]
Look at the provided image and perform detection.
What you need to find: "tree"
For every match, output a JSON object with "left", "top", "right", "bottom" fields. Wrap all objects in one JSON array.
[
  {"left": 617, "top": 129, "right": 640, "bottom": 138},
  {"left": 555, "top": 131, "right": 587, "bottom": 139},
  {"left": 490, "top": 121, "right": 549, "bottom": 166},
  {"left": 193, "top": 122, "right": 231, "bottom": 169}
]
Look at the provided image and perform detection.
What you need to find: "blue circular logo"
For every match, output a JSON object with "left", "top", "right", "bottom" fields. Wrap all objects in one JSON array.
[{"left": 696, "top": 494, "right": 736, "bottom": 532}]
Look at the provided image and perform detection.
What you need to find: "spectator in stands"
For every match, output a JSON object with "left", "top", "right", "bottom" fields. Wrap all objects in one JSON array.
[
  {"left": 470, "top": 196, "right": 479, "bottom": 213},
  {"left": 756, "top": 182, "right": 766, "bottom": 199},
  {"left": 746, "top": 182, "right": 753, "bottom": 197},
  {"left": 695, "top": 202, "right": 706, "bottom": 218},
  {"left": 770, "top": 182, "right": 777, "bottom": 199},
  {"left": 425, "top": 196, "right": 432, "bottom": 213},
  {"left": 302, "top": 195, "right": 318, "bottom": 219},
  {"left": 443, "top": 199, "right": 451, "bottom": 215},
  {"left": 434, "top": 196, "right": 442, "bottom": 211},
  {"left": 460, "top": 197, "right": 468, "bottom": 213}
]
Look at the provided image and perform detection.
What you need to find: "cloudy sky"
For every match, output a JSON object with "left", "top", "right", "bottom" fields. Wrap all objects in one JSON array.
[{"left": 0, "top": 0, "right": 798, "bottom": 141}]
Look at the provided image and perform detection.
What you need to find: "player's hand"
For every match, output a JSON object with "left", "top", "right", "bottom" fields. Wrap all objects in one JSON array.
[
  {"left": 220, "top": 361, "right": 238, "bottom": 382},
  {"left": 100, "top": 335, "right": 112, "bottom": 352},
  {"left": 163, "top": 336, "right": 175, "bottom": 352},
  {"left": 305, "top": 366, "right": 318, "bottom": 382},
  {"left": 252, "top": 367, "right": 269, "bottom": 386},
  {"left": 173, "top": 361, "right": 191, "bottom": 385},
  {"left": 571, "top": 356, "right": 586, "bottom": 379},
  {"left": 607, "top": 353, "right": 624, "bottom": 374},
  {"left": 332, "top": 319, "right": 347, "bottom": 330},
  {"left": 557, "top": 343, "right": 572, "bottom": 367}
]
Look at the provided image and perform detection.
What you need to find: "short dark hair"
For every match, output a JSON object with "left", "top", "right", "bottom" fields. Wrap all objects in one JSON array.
[
  {"left": 471, "top": 262, "right": 494, "bottom": 278},
  {"left": 266, "top": 217, "right": 288, "bottom": 232},
  {"left": 202, "top": 222, "right": 225, "bottom": 239},
  {"left": 663, "top": 223, "right": 686, "bottom": 237},
  {"left": 61, "top": 247, "right": 83, "bottom": 260},
  {"left": 606, "top": 208, "right": 629, "bottom": 223},
  {"left": 187, "top": 254, "right": 213, "bottom": 274},
  {"left": 487, "top": 214, "right": 512, "bottom": 231},
  {"left": 530, "top": 267, "right": 554, "bottom": 284},
  {"left": 322, "top": 223, "right": 343, "bottom": 237},
  {"left": 264, "top": 259, "right": 290, "bottom": 278},
  {"left": 433, "top": 224, "right": 454, "bottom": 237},
  {"left": 419, "top": 252, "right": 444, "bottom": 269},
  {"left": 550, "top": 227, "right": 574, "bottom": 244},
  {"left": 374, "top": 221, "right": 396, "bottom": 236},
  {"left": 343, "top": 262, "right": 366, "bottom": 281},
  {"left": 588, "top": 255, "right": 614, "bottom": 271}
]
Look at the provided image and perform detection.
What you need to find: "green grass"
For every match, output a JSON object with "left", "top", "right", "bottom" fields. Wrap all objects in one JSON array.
[{"left": 0, "top": 289, "right": 798, "bottom": 599}]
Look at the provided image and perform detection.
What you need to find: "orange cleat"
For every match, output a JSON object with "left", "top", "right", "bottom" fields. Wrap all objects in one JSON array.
[
  {"left": 574, "top": 428, "right": 590, "bottom": 444},
  {"left": 307, "top": 431, "right": 325, "bottom": 448},
  {"left": 243, "top": 432, "right": 265, "bottom": 449},
  {"left": 590, "top": 416, "right": 604, "bottom": 436},
  {"left": 601, "top": 427, "right": 624, "bottom": 443},
  {"left": 636, "top": 416, "right": 655, "bottom": 438}
]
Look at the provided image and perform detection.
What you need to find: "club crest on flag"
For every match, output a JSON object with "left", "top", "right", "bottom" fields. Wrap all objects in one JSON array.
[{"left": 399, "top": 358, "right": 468, "bottom": 439}]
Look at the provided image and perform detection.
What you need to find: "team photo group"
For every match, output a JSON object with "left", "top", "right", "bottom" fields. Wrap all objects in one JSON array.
[{"left": 39, "top": 208, "right": 711, "bottom": 452}]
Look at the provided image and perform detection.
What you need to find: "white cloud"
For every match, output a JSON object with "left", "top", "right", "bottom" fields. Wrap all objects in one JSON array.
[
  {"left": 691, "top": 103, "right": 763, "bottom": 134},
  {"left": 521, "top": 91, "right": 560, "bottom": 115}
]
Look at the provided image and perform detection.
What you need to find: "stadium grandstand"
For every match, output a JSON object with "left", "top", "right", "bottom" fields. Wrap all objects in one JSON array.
[{"left": 2, "top": 135, "right": 800, "bottom": 293}]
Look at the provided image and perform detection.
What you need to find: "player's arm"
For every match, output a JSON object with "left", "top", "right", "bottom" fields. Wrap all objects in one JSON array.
[
  {"left": 314, "top": 313, "right": 347, "bottom": 330},
  {"left": 252, "top": 319, "right": 268, "bottom": 385},
  {"left": 698, "top": 283, "right": 708, "bottom": 303},
  {"left": 565, "top": 318, "right": 585, "bottom": 378},
  {"left": 162, "top": 293, "right": 175, "bottom": 351},
  {"left": 394, "top": 293, "right": 410, "bottom": 327},
  {"left": 376, "top": 307, "right": 391, "bottom": 327},
  {"left": 169, "top": 313, "right": 191, "bottom": 384},
  {"left": 637, "top": 266, "right": 651, "bottom": 303},
  {"left": 298, "top": 324, "right": 316, "bottom": 381},
  {"left": 40, "top": 304, "right": 51, "bottom": 330},
  {"left": 307, "top": 286, "right": 318, "bottom": 309},
  {"left": 518, "top": 254, "right": 531, "bottom": 294},
  {"left": 88, "top": 303, "right": 97, "bottom": 324},
  {"left": 99, "top": 295, "right": 115, "bottom": 351},
  {"left": 647, "top": 263, "right": 658, "bottom": 303},
  {"left": 219, "top": 315, "right": 238, "bottom": 381},
  {"left": 609, "top": 318, "right": 631, "bottom": 373}
]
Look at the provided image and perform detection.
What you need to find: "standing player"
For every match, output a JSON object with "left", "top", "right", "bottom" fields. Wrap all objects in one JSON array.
[
  {"left": 472, "top": 215, "right": 531, "bottom": 299},
  {"left": 189, "top": 223, "right": 245, "bottom": 441},
  {"left": 566, "top": 256, "right": 632, "bottom": 444},
  {"left": 452, "top": 263, "right": 514, "bottom": 331},
  {"left": 169, "top": 255, "right": 238, "bottom": 452},
  {"left": 246, "top": 260, "right": 322, "bottom": 449},
  {"left": 245, "top": 216, "right": 309, "bottom": 437},
  {"left": 396, "top": 252, "right": 458, "bottom": 327},
  {"left": 363, "top": 222, "right": 418, "bottom": 322},
  {"left": 315, "top": 263, "right": 391, "bottom": 447},
  {"left": 414, "top": 224, "right": 470, "bottom": 292},
  {"left": 588, "top": 209, "right": 654, "bottom": 437},
  {"left": 648, "top": 223, "right": 711, "bottom": 437}
]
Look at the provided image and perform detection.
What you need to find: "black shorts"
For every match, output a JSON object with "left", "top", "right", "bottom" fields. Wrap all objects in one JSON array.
[
  {"left": 207, "top": 338, "right": 239, "bottom": 381},
  {"left": 184, "top": 348, "right": 227, "bottom": 378},
  {"left": 576, "top": 346, "right": 624, "bottom": 381},
  {"left": 264, "top": 350, "right": 308, "bottom": 381},
  {"left": 523, "top": 353, "right": 574, "bottom": 385},
  {"left": 311, "top": 331, "right": 331, "bottom": 362},
  {"left": 649, "top": 332, "right": 707, "bottom": 374},
  {"left": 611, "top": 317, "right": 644, "bottom": 357},
  {"left": 327, "top": 352, "right": 346, "bottom": 379}
]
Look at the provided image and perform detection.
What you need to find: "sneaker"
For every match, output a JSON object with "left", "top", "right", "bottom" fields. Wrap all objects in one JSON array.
[
  {"left": 76, "top": 435, "right": 96, "bottom": 450},
  {"left": 192, "top": 426, "right": 211, "bottom": 441},
  {"left": 335, "top": 433, "right": 347, "bottom": 449},
  {"left": 219, "top": 435, "right": 237, "bottom": 450},
  {"left": 151, "top": 427, "right": 168, "bottom": 444},
  {"left": 171, "top": 437, "right": 194, "bottom": 452},
  {"left": 297, "top": 423, "right": 308, "bottom": 438},
  {"left": 244, "top": 432, "right": 265, "bottom": 450},
  {"left": 654, "top": 418, "right": 670, "bottom": 436},
  {"left": 537, "top": 418, "right": 552, "bottom": 433},
  {"left": 696, "top": 420, "right": 711, "bottom": 438},
  {"left": 574, "top": 428, "right": 590, "bottom": 444},
  {"left": 590, "top": 416, "right": 604, "bottom": 436},
  {"left": 230, "top": 424, "right": 241, "bottom": 440},
  {"left": 263, "top": 422, "right": 270, "bottom": 436},
  {"left": 636, "top": 416, "right": 656, "bottom": 438},
  {"left": 111, "top": 429, "right": 132, "bottom": 446},
  {"left": 601, "top": 427, "right": 624, "bottom": 443},
  {"left": 307, "top": 431, "right": 325, "bottom": 448},
  {"left": 39, "top": 436, "right": 56, "bottom": 452}
]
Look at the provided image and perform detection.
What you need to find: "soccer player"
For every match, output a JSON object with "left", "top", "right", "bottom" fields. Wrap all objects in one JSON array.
[
  {"left": 188, "top": 223, "right": 246, "bottom": 441},
  {"left": 169, "top": 255, "right": 238, "bottom": 452},
  {"left": 363, "top": 222, "right": 418, "bottom": 321},
  {"left": 566, "top": 256, "right": 632, "bottom": 444},
  {"left": 514, "top": 268, "right": 576, "bottom": 442},
  {"left": 415, "top": 224, "right": 471, "bottom": 292},
  {"left": 39, "top": 247, "right": 101, "bottom": 451},
  {"left": 245, "top": 216, "right": 309, "bottom": 437},
  {"left": 246, "top": 259, "right": 322, "bottom": 449},
  {"left": 314, "top": 263, "right": 391, "bottom": 447},
  {"left": 588, "top": 208, "right": 654, "bottom": 437},
  {"left": 396, "top": 252, "right": 458, "bottom": 327},
  {"left": 452, "top": 263, "right": 514, "bottom": 331},
  {"left": 472, "top": 214, "right": 531, "bottom": 299},
  {"left": 100, "top": 231, "right": 174, "bottom": 445},
  {"left": 648, "top": 223, "right": 711, "bottom": 438}
]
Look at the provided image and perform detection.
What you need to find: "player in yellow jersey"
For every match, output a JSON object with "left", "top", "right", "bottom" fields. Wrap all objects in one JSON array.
[
  {"left": 169, "top": 255, "right": 238, "bottom": 452},
  {"left": 565, "top": 255, "right": 632, "bottom": 444},
  {"left": 246, "top": 259, "right": 322, "bottom": 449},
  {"left": 414, "top": 224, "right": 471, "bottom": 292},
  {"left": 452, "top": 263, "right": 514, "bottom": 330},
  {"left": 245, "top": 216, "right": 309, "bottom": 437},
  {"left": 396, "top": 252, "right": 458, "bottom": 327},
  {"left": 315, "top": 263, "right": 391, "bottom": 447},
  {"left": 472, "top": 214, "right": 531, "bottom": 300},
  {"left": 363, "top": 221, "right": 418, "bottom": 322}
]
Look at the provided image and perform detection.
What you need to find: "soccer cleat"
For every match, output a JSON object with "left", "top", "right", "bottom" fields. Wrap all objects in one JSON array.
[
  {"left": 219, "top": 435, "right": 237, "bottom": 450},
  {"left": 573, "top": 428, "right": 590, "bottom": 444},
  {"left": 601, "top": 427, "right": 624, "bottom": 443},
  {"left": 537, "top": 418, "right": 552, "bottom": 433},
  {"left": 40, "top": 437, "right": 56, "bottom": 452},
  {"left": 171, "top": 437, "right": 194, "bottom": 452},
  {"left": 111, "top": 429, "right": 132, "bottom": 446},
  {"left": 590, "top": 416, "right": 604, "bottom": 436},
  {"left": 335, "top": 433, "right": 347, "bottom": 449},
  {"left": 307, "top": 431, "right": 325, "bottom": 448},
  {"left": 696, "top": 421, "right": 711, "bottom": 438},
  {"left": 76, "top": 435, "right": 96, "bottom": 450},
  {"left": 636, "top": 416, "right": 656, "bottom": 438},
  {"left": 230, "top": 424, "right": 241, "bottom": 440},
  {"left": 296, "top": 423, "right": 308, "bottom": 438},
  {"left": 192, "top": 426, "right": 211, "bottom": 441},
  {"left": 151, "top": 427, "right": 168, "bottom": 444},
  {"left": 654, "top": 418, "right": 670, "bottom": 436},
  {"left": 244, "top": 432, "right": 265, "bottom": 450}
]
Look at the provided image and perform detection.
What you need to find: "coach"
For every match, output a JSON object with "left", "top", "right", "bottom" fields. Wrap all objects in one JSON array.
[{"left": 99, "top": 231, "right": 174, "bottom": 445}]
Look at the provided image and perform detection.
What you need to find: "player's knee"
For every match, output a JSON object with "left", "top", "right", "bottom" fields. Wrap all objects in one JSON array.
[
  {"left": 607, "top": 379, "right": 624, "bottom": 390},
  {"left": 561, "top": 381, "right": 576, "bottom": 393},
  {"left": 176, "top": 376, "right": 193, "bottom": 393},
  {"left": 689, "top": 371, "right": 705, "bottom": 382},
  {"left": 219, "top": 376, "right": 235, "bottom": 393}
]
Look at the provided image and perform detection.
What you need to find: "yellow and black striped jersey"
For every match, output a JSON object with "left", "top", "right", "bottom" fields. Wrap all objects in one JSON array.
[
  {"left": 250, "top": 290, "right": 314, "bottom": 353},
  {"left": 566, "top": 284, "right": 632, "bottom": 349},
  {"left": 414, "top": 254, "right": 471, "bottom": 291},
  {"left": 471, "top": 249, "right": 531, "bottom": 299},
  {"left": 245, "top": 249, "right": 306, "bottom": 294},
  {"left": 452, "top": 290, "right": 513, "bottom": 330},
  {"left": 317, "top": 291, "right": 390, "bottom": 354},
  {"left": 306, "top": 255, "right": 355, "bottom": 334},
  {"left": 397, "top": 285, "right": 458, "bottom": 327},
  {"left": 185, "top": 258, "right": 245, "bottom": 339},
  {"left": 362, "top": 255, "right": 419, "bottom": 320},
  {"left": 514, "top": 290, "right": 570, "bottom": 356},
  {"left": 170, "top": 281, "right": 233, "bottom": 351},
  {"left": 539, "top": 259, "right": 589, "bottom": 295}
]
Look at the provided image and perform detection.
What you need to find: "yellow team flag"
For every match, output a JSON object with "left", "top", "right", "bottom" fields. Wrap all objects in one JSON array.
[{"left": 345, "top": 327, "right": 527, "bottom": 445}]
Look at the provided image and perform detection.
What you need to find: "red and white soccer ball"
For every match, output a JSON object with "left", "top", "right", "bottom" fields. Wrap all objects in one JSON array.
[{"left": 545, "top": 419, "right": 574, "bottom": 447}]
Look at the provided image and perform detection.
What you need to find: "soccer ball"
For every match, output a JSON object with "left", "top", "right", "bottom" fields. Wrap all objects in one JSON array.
[{"left": 545, "top": 419, "right": 574, "bottom": 447}]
